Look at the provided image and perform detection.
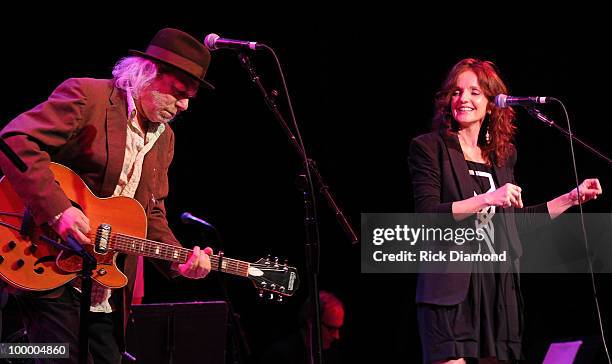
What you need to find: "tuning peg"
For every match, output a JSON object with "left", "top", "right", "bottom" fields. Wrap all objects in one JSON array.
[
  {"left": 274, "top": 257, "right": 279, "bottom": 267},
  {"left": 277, "top": 295, "right": 283, "bottom": 303}
]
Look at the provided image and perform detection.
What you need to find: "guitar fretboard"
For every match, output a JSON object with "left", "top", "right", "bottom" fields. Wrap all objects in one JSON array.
[{"left": 109, "top": 233, "right": 249, "bottom": 277}]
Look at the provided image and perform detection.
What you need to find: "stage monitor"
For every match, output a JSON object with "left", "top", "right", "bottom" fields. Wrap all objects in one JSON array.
[{"left": 128, "top": 301, "right": 228, "bottom": 364}]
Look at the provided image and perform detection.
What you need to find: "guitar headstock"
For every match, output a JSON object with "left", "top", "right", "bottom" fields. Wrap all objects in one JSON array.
[{"left": 247, "top": 256, "right": 299, "bottom": 302}]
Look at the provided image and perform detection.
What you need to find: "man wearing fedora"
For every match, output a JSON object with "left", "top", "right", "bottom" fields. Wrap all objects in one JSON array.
[{"left": 0, "top": 28, "right": 214, "bottom": 363}]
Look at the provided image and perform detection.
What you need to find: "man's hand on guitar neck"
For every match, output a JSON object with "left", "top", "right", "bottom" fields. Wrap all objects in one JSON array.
[
  {"left": 178, "top": 246, "right": 212, "bottom": 279},
  {"left": 50, "top": 206, "right": 92, "bottom": 245}
]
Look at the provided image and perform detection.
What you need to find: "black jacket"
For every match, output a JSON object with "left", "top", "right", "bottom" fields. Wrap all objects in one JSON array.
[{"left": 407, "top": 130, "right": 549, "bottom": 305}]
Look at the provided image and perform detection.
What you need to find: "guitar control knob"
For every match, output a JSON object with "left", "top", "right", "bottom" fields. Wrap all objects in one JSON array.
[
  {"left": 15, "top": 259, "right": 25, "bottom": 268},
  {"left": 98, "top": 268, "right": 107, "bottom": 276},
  {"left": 280, "top": 286, "right": 286, "bottom": 292},
  {"left": 8, "top": 241, "right": 16, "bottom": 250},
  {"left": 29, "top": 244, "right": 38, "bottom": 253},
  {"left": 270, "top": 284, "right": 276, "bottom": 290},
  {"left": 0, "top": 255, "right": 4, "bottom": 264}
]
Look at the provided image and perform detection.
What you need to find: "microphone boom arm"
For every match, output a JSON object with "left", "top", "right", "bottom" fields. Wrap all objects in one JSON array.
[
  {"left": 526, "top": 107, "right": 612, "bottom": 166},
  {"left": 237, "top": 52, "right": 359, "bottom": 243}
]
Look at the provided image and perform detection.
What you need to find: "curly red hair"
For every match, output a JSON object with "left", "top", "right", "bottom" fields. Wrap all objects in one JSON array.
[{"left": 433, "top": 58, "right": 516, "bottom": 166}]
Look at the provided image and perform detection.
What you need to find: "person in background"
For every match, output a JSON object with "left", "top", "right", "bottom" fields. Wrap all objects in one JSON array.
[{"left": 261, "top": 290, "right": 346, "bottom": 363}]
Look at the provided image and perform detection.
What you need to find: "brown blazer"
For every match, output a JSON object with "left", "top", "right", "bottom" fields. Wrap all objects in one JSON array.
[{"left": 0, "top": 77, "right": 181, "bottom": 344}]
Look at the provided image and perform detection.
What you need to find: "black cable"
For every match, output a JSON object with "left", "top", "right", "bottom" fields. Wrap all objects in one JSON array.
[
  {"left": 551, "top": 97, "right": 611, "bottom": 363},
  {"left": 261, "top": 43, "right": 323, "bottom": 364},
  {"left": 261, "top": 44, "right": 322, "bottom": 266}
]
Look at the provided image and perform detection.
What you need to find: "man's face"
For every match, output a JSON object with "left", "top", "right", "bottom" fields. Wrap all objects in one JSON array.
[
  {"left": 138, "top": 71, "right": 199, "bottom": 124},
  {"left": 321, "top": 305, "right": 344, "bottom": 350}
]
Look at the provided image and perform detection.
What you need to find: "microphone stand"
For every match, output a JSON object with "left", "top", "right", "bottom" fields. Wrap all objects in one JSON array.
[
  {"left": 40, "top": 234, "right": 97, "bottom": 364},
  {"left": 237, "top": 51, "right": 358, "bottom": 364},
  {"left": 77, "top": 244, "right": 96, "bottom": 364},
  {"left": 218, "top": 261, "right": 251, "bottom": 364},
  {"left": 526, "top": 107, "right": 612, "bottom": 166},
  {"left": 526, "top": 102, "right": 612, "bottom": 364},
  {"left": 182, "top": 215, "right": 250, "bottom": 364},
  {"left": 237, "top": 52, "right": 359, "bottom": 244},
  {"left": 295, "top": 172, "right": 322, "bottom": 364},
  {"left": 0, "top": 138, "right": 97, "bottom": 363}
]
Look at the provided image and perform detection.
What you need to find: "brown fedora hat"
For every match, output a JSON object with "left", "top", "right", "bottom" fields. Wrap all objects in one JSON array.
[{"left": 129, "top": 28, "right": 214, "bottom": 90}]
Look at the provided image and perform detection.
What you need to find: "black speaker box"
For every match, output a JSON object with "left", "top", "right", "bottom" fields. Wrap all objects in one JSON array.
[{"left": 127, "top": 301, "right": 228, "bottom": 364}]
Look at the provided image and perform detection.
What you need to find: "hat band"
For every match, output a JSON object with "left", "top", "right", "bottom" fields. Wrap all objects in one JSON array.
[{"left": 146, "top": 44, "right": 205, "bottom": 80}]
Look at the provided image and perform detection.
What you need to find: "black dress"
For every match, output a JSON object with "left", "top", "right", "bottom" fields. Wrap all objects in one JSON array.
[{"left": 418, "top": 160, "right": 523, "bottom": 363}]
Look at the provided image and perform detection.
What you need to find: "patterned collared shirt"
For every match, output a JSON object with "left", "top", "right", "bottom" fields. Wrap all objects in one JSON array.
[{"left": 85, "top": 88, "right": 165, "bottom": 313}]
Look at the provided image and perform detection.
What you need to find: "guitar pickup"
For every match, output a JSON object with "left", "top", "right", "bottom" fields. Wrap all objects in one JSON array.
[{"left": 95, "top": 224, "right": 112, "bottom": 254}]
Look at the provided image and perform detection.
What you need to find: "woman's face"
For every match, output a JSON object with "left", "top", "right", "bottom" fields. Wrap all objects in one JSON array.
[{"left": 450, "top": 70, "right": 489, "bottom": 127}]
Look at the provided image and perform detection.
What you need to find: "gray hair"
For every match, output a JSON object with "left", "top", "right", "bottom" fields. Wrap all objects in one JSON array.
[{"left": 112, "top": 56, "right": 159, "bottom": 98}]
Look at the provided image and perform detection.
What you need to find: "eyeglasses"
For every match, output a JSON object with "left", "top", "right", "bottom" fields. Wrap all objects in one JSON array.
[{"left": 321, "top": 322, "right": 342, "bottom": 332}]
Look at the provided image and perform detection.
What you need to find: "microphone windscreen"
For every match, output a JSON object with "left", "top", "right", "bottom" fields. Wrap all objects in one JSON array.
[
  {"left": 204, "top": 33, "right": 220, "bottom": 50},
  {"left": 180, "top": 212, "right": 193, "bottom": 223},
  {"left": 494, "top": 94, "right": 508, "bottom": 108}
]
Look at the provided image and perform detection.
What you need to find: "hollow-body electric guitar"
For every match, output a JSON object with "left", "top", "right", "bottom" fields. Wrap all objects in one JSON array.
[{"left": 0, "top": 163, "right": 299, "bottom": 299}]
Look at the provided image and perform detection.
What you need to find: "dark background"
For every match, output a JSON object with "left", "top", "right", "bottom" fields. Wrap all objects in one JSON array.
[{"left": 1, "top": 9, "right": 611, "bottom": 363}]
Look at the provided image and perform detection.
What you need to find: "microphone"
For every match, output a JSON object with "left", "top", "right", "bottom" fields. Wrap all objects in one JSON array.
[
  {"left": 495, "top": 94, "right": 552, "bottom": 109},
  {"left": 204, "top": 33, "right": 263, "bottom": 51},
  {"left": 180, "top": 212, "right": 214, "bottom": 229}
]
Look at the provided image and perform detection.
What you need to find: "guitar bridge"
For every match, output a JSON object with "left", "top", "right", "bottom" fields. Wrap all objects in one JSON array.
[{"left": 95, "top": 224, "right": 112, "bottom": 254}]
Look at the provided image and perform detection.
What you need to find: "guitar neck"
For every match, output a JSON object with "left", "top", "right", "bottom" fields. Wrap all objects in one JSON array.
[{"left": 109, "top": 233, "right": 249, "bottom": 277}]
